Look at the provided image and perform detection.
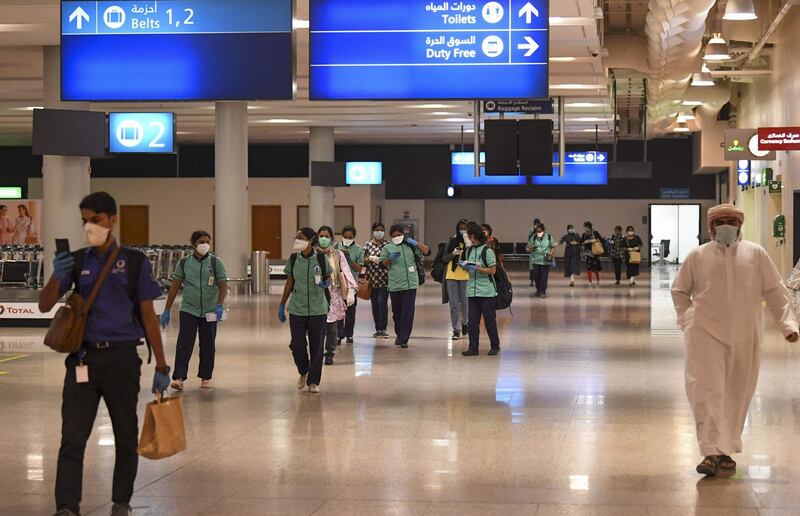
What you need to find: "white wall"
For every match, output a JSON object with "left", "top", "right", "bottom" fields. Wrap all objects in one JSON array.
[{"left": 383, "top": 200, "right": 426, "bottom": 243}]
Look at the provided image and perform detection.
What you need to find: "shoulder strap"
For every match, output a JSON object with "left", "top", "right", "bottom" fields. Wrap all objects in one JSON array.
[
  {"left": 481, "top": 246, "right": 489, "bottom": 268},
  {"left": 71, "top": 250, "right": 86, "bottom": 290},
  {"left": 83, "top": 246, "right": 121, "bottom": 316},
  {"left": 124, "top": 248, "right": 150, "bottom": 363},
  {"left": 317, "top": 253, "right": 330, "bottom": 280},
  {"left": 289, "top": 252, "right": 298, "bottom": 274},
  {"left": 211, "top": 254, "right": 218, "bottom": 278}
]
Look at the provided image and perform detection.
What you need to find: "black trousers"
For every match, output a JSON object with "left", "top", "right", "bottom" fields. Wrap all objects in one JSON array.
[
  {"left": 173, "top": 311, "right": 218, "bottom": 381},
  {"left": 467, "top": 297, "right": 500, "bottom": 352},
  {"left": 337, "top": 299, "right": 357, "bottom": 339},
  {"left": 390, "top": 289, "right": 417, "bottom": 345},
  {"left": 532, "top": 265, "right": 550, "bottom": 294},
  {"left": 56, "top": 346, "right": 141, "bottom": 515},
  {"left": 371, "top": 287, "right": 389, "bottom": 332},
  {"left": 325, "top": 321, "right": 339, "bottom": 358},
  {"left": 289, "top": 314, "right": 327, "bottom": 386},
  {"left": 612, "top": 258, "right": 623, "bottom": 282}
]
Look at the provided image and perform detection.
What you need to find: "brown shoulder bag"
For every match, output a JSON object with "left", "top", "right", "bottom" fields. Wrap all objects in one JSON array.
[{"left": 44, "top": 246, "right": 121, "bottom": 354}]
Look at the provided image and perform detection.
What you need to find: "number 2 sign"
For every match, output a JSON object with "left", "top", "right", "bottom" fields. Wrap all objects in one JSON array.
[{"left": 109, "top": 112, "right": 175, "bottom": 154}]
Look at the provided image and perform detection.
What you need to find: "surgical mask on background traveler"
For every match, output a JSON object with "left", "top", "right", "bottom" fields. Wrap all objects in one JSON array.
[
  {"left": 459, "top": 230, "right": 467, "bottom": 236},
  {"left": 318, "top": 237, "right": 331, "bottom": 249},
  {"left": 537, "top": 232, "right": 544, "bottom": 238},
  {"left": 627, "top": 231, "right": 634, "bottom": 237},
  {"left": 196, "top": 243, "right": 211, "bottom": 256},
  {"left": 293, "top": 239, "right": 308, "bottom": 252},
  {"left": 373, "top": 231, "right": 385, "bottom": 240},
  {"left": 84, "top": 223, "right": 110, "bottom": 247},
  {"left": 568, "top": 228, "right": 576, "bottom": 234},
  {"left": 715, "top": 225, "right": 739, "bottom": 246},
  {"left": 392, "top": 236, "right": 404, "bottom": 245},
  {"left": 342, "top": 239, "right": 354, "bottom": 247}
]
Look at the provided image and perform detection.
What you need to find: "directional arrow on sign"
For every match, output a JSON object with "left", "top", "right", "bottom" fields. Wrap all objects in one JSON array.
[
  {"left": 518, "top": 36, "right": 540, "bottom": 57},
  {"left": 519, "top": 2, "right": 540, "bottom": 24},
  {"left": 69, "top": 6, "right": 90, "bottom": 30}
]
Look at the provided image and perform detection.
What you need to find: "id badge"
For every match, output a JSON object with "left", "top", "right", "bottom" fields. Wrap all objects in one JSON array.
[
  {"left": 408, "top": 266, "right": 416, "bottom": 273},
  {"left": 208, "top": 275, "right": 215, "bottom": 286},
  {"left": 76, "top": 365, "right": 89, "bottom": 384}
]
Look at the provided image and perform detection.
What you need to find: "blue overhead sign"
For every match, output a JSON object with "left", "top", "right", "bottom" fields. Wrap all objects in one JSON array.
[
  {"left": 109, "top": 113, "right": 175, "bottom": 154},
  {"left": 61, "top": 1, "right": 294, "bottom": 101},
  {"left": 346, "top": 162, "right": 383, "bottom": 185},
  {"left": 452, "top": 151, "right": 608, "bottom": 186},
  {"left": 310, "top": 0, "right": 549, "bottom": 100}
]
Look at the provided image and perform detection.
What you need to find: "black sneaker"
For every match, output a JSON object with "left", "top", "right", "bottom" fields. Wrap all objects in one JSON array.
[
  {"left": 462, "top": 325, "right": 469, "bottom": 335},
  {"left": 111, "top": 503, "right": 133, "bottom": 516},
  {"left": 462, "top": 350, "right": 479, "bottom": 356},
  {"left": 324, "top": 356, "right": 334, "bottom": 366},
  {"left": 488, "top": 349, "right": 500, "bottom": 356},
  {"left": 381, "top": 332, "right": 390, "bottom": 339},
  {"left": 346, "top": 337, "right": 354, "bottom": 344},
  {"left": 400, "top": 342, "right": 409, "bottom": 348},
  {"left": 395, "top": 338, "right": 401, "bottom": 346},
  {"left": 373, "top": 332, "right": 382, "bottom": 338},
  {"left": 452, "top": 331, "right": 460, "bottom": 340}
]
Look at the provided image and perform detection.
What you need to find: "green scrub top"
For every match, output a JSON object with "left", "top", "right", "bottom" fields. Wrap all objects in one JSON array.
[
  {"left": 528, "top": 233, "right": 555, "bottom": 267},
  {"left": 284, "top": 251, "right": 333, "bottom": 317},
  {"left": 173, "top": 254, "right": 227, "bottom": 317},
  {"left": 380, "top": 242, "right": 422, "bottom": 292},
  {"left": 465, "top": 245, "right": 498, "bottom": 298},
  {"left": 335, "top": 241, "right": 365, "bottom": 278}
]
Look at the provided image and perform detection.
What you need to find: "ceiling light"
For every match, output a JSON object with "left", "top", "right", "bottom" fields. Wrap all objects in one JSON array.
[
  {"left": 429, "top": 112, "right": 459, "bottom": 116},
  {"left": 682, "top": 100, "right": 703, "bottom": 107},
  {"left": 691, "top": 64, "right": 715, "bottom": 87},
  {"left": 550, "top": 57, "right": 577, "bottom": 62},
  {"left": 569, "top": 117, "right": 613, "bottom": 122},
  {"left": 443, "top": 118, "right": 472, "bottom": 123},
  {"left": 723, "top": 0, "right": 757, "bottom": 21},
  {"left": 674, "top": 122, "right": 690, "bottom": 133},
  {"left": 406, "top": 104, "right": 458, "bottom": 109},
  {"left": 566, "top": 102, "right": 605, "bottom": 108},
  {"left": 580, "top": 128, "right": 613, "bottom": 132},
  {"left": 293, "top": 18, "right": 310, "bottom": 29},
  {"left": 704, "top": 34, "right": 730, "bottom": 61},
  {"left": 261, "top": 119, "right": 304, "bottom": 124},
  {"left": 551, "top": 84, "right": 605, "bottom": 90},
  {"left": 677, "top": 113, "right": 696, "bottom": 122}
]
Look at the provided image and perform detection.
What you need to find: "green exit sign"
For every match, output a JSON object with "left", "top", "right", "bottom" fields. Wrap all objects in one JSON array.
[{"left": 0, "top": 187, "right": 22, "bottom": 199}]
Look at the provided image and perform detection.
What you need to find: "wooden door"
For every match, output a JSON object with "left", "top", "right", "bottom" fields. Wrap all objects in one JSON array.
[
  {"left": 251, "top": 206, "right": 281, "bottom": 259},
  {"left": 120, "top": 205, "right": 149, "bottom": 246}
]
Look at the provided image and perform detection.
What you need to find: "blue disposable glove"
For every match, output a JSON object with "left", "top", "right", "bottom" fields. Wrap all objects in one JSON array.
[
  {"left": 388, "top": 252, "right": 401, "bottom": 262},
  {"left": 215, "top": 304, "right": 224, "bottom": 321},
  {"left": 406, "top": 237, "right": 418, "bottom": 247},
  {"left": 159, "top": 310, "right": 171, "bottom": 329},
  {"left": 152, "top": 369, "right": 170, "bottom": 395},
  {"left": 52, "top": 252, "right": 75, "bottom": 280},
  {"left": 318, "top": 280, "right": 331, "bottom": 289},
  {"left": 461, "top": 261, "right": 478, "bottom": 271},
  {"left": 278, "top": 304, "right": 287, "bottom": 323}
]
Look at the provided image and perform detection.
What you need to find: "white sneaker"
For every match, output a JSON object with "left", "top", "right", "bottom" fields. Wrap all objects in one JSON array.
[
  {"left": 169, "top": 379, "right": 184, "bottom": 391},
  {"left": 200, "top": 379, "right": 212, "bottom": 389},
  {"left": 297, "top": 374, "right": 308, "bottom": 390},
  {"left": 309, "top": 384, "right": 320, "bottom": 394}
]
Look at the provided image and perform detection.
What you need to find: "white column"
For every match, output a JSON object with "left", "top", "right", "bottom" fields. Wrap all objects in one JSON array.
[
  {"left": 42, "top": 46, "right": 91, "bottom": 274},
  {"left": 309, "top": 127, "right": 335, "bottom": 230},
  {"left": 214, "top": 102, "right": 249, "bottom": 278}
]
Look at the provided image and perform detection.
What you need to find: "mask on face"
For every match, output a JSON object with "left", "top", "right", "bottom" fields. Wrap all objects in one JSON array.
[
  {"left": 391, "top": 235, "right": 405, "bottom": 245},
  {"left": 459, "top": 230, "right": 467, "bottom": 236},
  {"left": 293, "top": 239, "right": 309, "bottom": 252},
  {"left": 318, "top": 237, "right": 332, "bottom": 249},
  {"left": 536, "top": 232, "right": 544, "bottom": 238},
  {"left": 342, "top": 238, "right": 354, "bottom": 247},
  {"left": 568, "top": 228, "right": 576, "bottom": 234},
  {"left": 715, "top": 225, "right": 739, "bottom": 246},
  {"left": 84, "top": 222, "right": 110, "bottom": 247},
  {"left": 627, "top": 231, "right": 634, "bottom": 237},
  {"left": 196, "top": 243, "right": 211, "bottom": 256},
  {"left": 373, "top": 231, "right": 385, "bottom": 240}
]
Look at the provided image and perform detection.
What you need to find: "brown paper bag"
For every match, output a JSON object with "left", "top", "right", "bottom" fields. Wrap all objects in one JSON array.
[{"left": 137, "top": 395, "right": 186, "bottom": 460}]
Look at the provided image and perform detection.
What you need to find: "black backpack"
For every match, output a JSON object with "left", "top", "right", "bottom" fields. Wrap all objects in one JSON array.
[
  {"left": 469, "top": 245, "right": 513, "bottom": 311},
  {"left": 403, "top": 242, "right": 426, "bottom": 286},
  {"left": 289, "top": 252, "right": 332, "bottom": 303},
  {"left": 431, "top": 241, "right": 448, "bottom": 284}
]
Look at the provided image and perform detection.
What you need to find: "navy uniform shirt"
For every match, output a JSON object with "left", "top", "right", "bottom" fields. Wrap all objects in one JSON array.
[{"left": 59, "top": 242, "right": 162, "bottom": 343}]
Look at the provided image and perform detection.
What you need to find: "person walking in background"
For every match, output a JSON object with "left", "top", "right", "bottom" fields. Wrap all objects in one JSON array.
[
  {"left": 160, "top": 230, "right": 227, "bottom": 391},
  {"left": 461, "top": 222, "right": 500, "bottom": 356},
  {"left": 380, "top": 225, "right": 430, "bottom": 348},
  {"left": 278, "top": 228, "right": 332, "bottom": 394},
  {"left": 13, "top": 204, "right": 32, "bottom": 244},
  {"left": 528, "top": 218, "right": 542, "bottom": 240},
  {"left": 364, "top": 223, "right": 390, "bottom": 339},
  {"left": 335, "top": 225, "right": 364, "bottom": 345},
  {"left": 317, "top": 226, "right": 357, "bottom": 366},
  {"left": 623, "top": 226, "right": 644, "bottom": 287},
  {"left": 672, "top": 204, "right": 799, "bottom": 476},
  {"left": 558, "top": 224, "right": 582, "bottom": 287},
  {"left": 607, "top": 226, "right": 625, "bottom": 286},
  {"left": 581, "top": 221, "right": 604, "bottom": 287},
  {"left": 442, "top": 219, "right": 470, "bottom": 340},
  {"left": 482, "top": 224, "right": 504, "bottom": 267},
  {"left": 527, "top": 223, "right": 555, "bottom": 298},
  {"left": 0, "top": 205, "right": 13, "bottom": 245}
]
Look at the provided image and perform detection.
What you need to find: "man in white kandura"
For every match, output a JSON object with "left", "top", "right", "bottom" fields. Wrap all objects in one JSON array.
[{"left": 672, "top": 203, "right": 799, "bottom": 476}]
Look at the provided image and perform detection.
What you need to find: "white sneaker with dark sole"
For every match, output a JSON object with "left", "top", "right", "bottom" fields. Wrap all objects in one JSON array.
[
  {"left": 297, "top": 374, "right": 308, "bottom": 390},
  {"left": 169, "top": 379, "right": 184, "bottom": 391},
  {"left": 309, "top": 384, "right": 320, "bottom": 394}
]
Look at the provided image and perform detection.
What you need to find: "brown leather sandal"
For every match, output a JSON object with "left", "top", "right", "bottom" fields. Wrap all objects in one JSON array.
[
  {"left": 719, "top": 455, "right": 736, "bottom": 470},
  {"left": 696, "top": 455, "right": 720, "bottom": 476}
]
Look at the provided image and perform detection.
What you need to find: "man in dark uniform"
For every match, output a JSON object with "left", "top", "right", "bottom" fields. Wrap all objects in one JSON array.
[{"left": 39, "top": 192, "right": 170, "bottom": 516}]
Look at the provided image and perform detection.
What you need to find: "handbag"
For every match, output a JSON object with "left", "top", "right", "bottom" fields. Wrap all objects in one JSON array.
[
  {"left": 357, "top": 274, "right": 372, "bottom": 300},
  {"left": 591, "top": 241, "right": 605, "bottom": 256},
  {"left": 43, "top": 246, "right": 121, "bottom": 354},
  {"left": 628, "top": 250, "right": 642, "bottom": 264},
  {"left": 138, "top": 395, "right": 187, "bottom": 460}
]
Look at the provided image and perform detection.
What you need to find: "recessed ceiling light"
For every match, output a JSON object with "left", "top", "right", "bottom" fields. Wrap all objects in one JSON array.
[
  {"left": 566, "top": 102, "right": 605, "bottom": 108},
  {"left": 443, "top": 118, "right": 472, "bottom": 123},
  {"left": 674, "top": 122, "right": 691, "bottom": 133},
  {"left": 551, "top": 84, "right": 605, "bottom": 90},
  {"left": 569, "top": 117, "right": 613, "bottom": 122},
  {"left": 682, "top": 100, "right": 703, "bottom": 106},
  {"left": 550, "top": 57, "right": 577, "bottom": 62},
  {"left": 293, "top": 18, "right": 310, "bottom": 29},
  {"left": 677, "top": 113, "right": 696, "bottom": 122},
  {"left": 406, "top": 104, "right": 458, "bottom": 109},
  {"left": 430, "top": 112, "right": 459, "bottom": 116},
  {"left": 579, "top": 128, "right": 613, "bottom": 132},
  {"left": 261, "top": 119, "right": 304, "bottom": 124}
]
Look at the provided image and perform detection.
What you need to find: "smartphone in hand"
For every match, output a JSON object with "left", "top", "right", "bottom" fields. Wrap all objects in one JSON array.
[{"left": 55, "top": 239, "right": 70, "bottom": 255}]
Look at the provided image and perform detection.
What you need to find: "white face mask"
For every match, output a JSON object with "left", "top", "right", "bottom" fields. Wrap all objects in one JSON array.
[
  {"left": 627, "top": 231, "right": 634, "bottom": 237},
  {"left": 342, "top": 239, "right": 354, "bottom": 247},
  {"left": 391, "top": 235, "right": 404, "bottom": 245},
  {"left": 84, "top": 222, "right": 110, "bottom": 247},
  {"left": 715, "top": 225, "right": 739, "bottom": 246},
  {"left": 373, "top": 231, "right": 385, "bottom": 240},
  {"left": 196, "top": 243, "right": 211, "bottom": 256},
  {"left": 536, "top": 232, "right": 544, "bottom": 238},
  {"left": 293, "top": 239, "right": 309, "bottom": 252}
]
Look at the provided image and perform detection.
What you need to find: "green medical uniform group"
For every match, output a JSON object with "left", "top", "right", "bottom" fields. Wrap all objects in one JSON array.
[{"left": 380, "top": 242, "right": 423, "bottom": 346}]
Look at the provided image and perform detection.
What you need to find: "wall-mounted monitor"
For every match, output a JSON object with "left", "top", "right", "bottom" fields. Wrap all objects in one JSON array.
[
  {"left": 311, "top": 161, "right": 347, "bottom": 187},
  {"left": 61, "top": 0, "right": 294, "bottom": 101},
  {"left": 309, "top": 0, "right": 549, "bottom": 100},
  {"left": 109, "top": 113, "right": 175, "bottom": 154},
  {"left": 32, "top": 108, "right": 106, "bottom": 157},
  {"left": 346, "top": 162, "right": 383, "bottom": 185}
]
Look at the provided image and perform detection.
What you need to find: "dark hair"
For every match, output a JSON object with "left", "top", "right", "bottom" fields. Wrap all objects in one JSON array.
[
  {"left": 317, "top": 225, "right": 334, "bottom": 239},
  {"left": 481, "top": 223, "right": 493, "bottom": 235},
  {"left": 615, "top": 226, "right": 622, "bottom": 232},
  {"left": 536, "top": 224, "right": 546, "bottom": 232},
  {"left": 456, "top": 218, "right": 469, "bottom": 234},
  {"left": 80, "top": 192, "right": 117, "bottom": 216},
  {"left": 567, "top": 224, "right": 574, "bottom": 230},
  {"left": 341, "top": 225, "right": 357, "bottom": 237},
  {"left": 298, "top": 227, "right": 317, "bottom": 244},
  {"left": 371, "top": 222, "right": 385, "bottom": 231},
  {"left": 0, "top": 205, "right": 6, "bottom": 211},
  {"left": 18, "top": 205, "right": 30, "bottom": 218},
  {"left": 626, "top": 226, "right": 635, "bottom": 232},
  {"left": 466, "top": 222, "right": 486, "bottom": 245},
  {"left": 583, "top": 221, "right": 593, "bottom": 229},
  {"left": 534, "top": 218, "right": 541, "bottom": 225},
  {"left": 190, "top": 230, "right": 211, "bottom": 244},
  {"left": 389, "top": 224, "right": 405, "bottom": 236}
]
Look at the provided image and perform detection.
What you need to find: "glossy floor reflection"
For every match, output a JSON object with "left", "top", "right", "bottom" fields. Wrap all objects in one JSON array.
[{"left": 2, "top": 267, "right": 800, "bottom": 515}]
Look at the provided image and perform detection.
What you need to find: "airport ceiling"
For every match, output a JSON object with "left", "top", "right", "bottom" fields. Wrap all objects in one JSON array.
[{"left": 0, "top": 0, "right": 614, "bottom": 145}]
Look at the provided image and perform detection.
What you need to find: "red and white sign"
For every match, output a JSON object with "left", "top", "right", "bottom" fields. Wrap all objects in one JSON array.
[
  {"left": 0, "top": 302, "right": 59, "bottom": 319},
  {"left": 758, "top": 127, "right": 800, "bottom": 151}
]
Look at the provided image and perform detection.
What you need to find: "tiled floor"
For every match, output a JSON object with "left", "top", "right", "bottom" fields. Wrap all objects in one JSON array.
[{"left": 1, "top": 266, "right": 800, "bottom": 515}]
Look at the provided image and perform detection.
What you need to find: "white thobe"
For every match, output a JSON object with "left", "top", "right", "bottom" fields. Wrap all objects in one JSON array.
[{"left": 672, "top": 239, "right": 798, "bottom": 456}]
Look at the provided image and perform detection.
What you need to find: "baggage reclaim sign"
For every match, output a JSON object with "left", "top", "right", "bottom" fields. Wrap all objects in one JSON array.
[{"left": 310, "top": 0, "right": 550, "bottom": 100}]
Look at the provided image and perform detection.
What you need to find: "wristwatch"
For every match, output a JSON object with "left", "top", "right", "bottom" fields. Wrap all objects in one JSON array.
[{"left": 156, "top": 365, "right": 171, "bottom": 375}]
